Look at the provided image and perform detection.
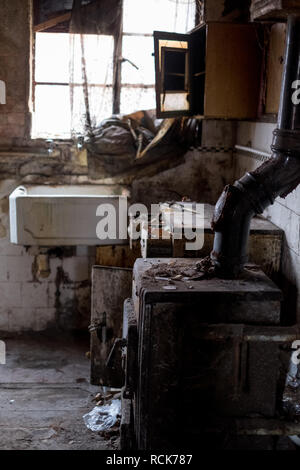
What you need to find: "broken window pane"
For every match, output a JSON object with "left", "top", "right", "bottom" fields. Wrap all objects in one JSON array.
[
  {"left": 70, "top": 34, "right": 114, "bottom": 85},
  {"left": 123, "top": 0, "right": 196, "bottom": 34},
  {"left": 71, "top": 85, "right": 113, "bottom": 134},
  {"left": 120, "top": 87, "right": 156, "bottom": 114},
  {"left": 122, "top": 36, "right": 155, "bottom": 84}
]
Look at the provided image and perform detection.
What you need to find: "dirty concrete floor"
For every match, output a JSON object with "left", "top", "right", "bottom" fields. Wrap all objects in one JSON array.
[{"left": 0, "top": 332, "right": 118, "bottom": 450}]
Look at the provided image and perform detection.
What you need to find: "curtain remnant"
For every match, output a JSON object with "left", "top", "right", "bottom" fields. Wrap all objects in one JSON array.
[{"left": 69, "top": 0, "right": 122, "bottom": 137}]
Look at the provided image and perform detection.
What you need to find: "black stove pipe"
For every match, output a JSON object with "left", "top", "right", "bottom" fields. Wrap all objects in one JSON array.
[{"left": 211, "top": 15, "right": 300, "bottom": 278}]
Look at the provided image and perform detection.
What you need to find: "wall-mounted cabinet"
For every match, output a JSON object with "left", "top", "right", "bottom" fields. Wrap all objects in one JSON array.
[{"left": 154, "top": 23, "right": 263, "bottom": 119}]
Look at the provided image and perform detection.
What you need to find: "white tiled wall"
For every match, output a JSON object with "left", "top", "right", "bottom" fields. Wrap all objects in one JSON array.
[{"left": 0, "top": 180, "right": 95, "bottom": 332}]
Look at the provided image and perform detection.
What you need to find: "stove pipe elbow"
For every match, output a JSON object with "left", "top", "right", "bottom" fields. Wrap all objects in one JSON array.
[{"left": 211, "top": 15, "right": 300, "bottom": 278}]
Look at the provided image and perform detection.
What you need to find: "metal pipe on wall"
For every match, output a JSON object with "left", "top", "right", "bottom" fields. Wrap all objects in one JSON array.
[{"left": 211, "top": 15, "right": 300, "bottom": 278}]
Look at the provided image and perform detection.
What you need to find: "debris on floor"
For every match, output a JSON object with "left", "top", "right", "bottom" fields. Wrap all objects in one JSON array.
[
  {"left": 0, "top": 334, "right": 119, "bottom": 450},
  {"left": 83, "top": 399, "right": 121, "bottom": 432}
]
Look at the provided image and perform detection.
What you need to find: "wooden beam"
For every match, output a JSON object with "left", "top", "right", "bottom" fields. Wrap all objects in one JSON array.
[{"left": 34, "top": 12, "right": 72, "bottom": 33}]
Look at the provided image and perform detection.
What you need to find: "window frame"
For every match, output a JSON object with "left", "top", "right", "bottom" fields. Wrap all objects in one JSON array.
[
  {"left": 32, "top": 0, "right": 196, "bottom": 139},
  {"left": 32, "top": 32, "right": 116, "bottom": 138},
  {"left": 32, "top": 29, "right": 156, "bottom": 138}
]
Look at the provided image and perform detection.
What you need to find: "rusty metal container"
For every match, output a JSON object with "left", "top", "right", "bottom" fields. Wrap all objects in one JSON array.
[{"left": 121, "top": 258, "right": 296, "bottom": 450}]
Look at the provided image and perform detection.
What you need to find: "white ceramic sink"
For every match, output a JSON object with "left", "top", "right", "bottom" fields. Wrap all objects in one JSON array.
[{"left": 9, "top": 185, "right": 128, "bottom": 246}]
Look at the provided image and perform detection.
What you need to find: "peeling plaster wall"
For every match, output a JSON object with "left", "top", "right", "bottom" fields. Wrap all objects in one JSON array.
[
  {"left": 0, "top": 0, "right": 236, "bottom": 332},
  {"left": 234, "top": 121, "right": 300, "bottom": 323},
  {"left": 131, "top": 120, "right": 235, "bottom": 207}
]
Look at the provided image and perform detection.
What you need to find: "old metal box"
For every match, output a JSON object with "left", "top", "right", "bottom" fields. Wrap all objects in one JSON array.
[{"left": 128, "top": 258, "right": 284, "bottom": 449}]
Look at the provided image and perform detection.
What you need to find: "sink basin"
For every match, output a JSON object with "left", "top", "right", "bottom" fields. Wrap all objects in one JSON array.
[{"left": 9, "top": 185, "right": 128, "bottom": 246}]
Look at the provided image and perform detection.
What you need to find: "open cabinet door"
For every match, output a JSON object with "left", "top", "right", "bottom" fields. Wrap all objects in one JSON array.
[{"left": 154, "top": 30, "right": 192, "bottom": 118}]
